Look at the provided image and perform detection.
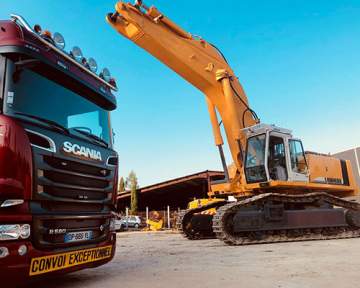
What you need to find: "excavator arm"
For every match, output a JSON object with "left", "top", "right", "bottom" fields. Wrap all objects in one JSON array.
[{"left": 106, "top": 1, "right": 259, "bottom": 182}]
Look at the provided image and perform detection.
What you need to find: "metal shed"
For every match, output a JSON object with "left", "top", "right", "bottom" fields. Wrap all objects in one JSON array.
[{"left": 116, "top": 170, "right": 224, "bottom": 211}]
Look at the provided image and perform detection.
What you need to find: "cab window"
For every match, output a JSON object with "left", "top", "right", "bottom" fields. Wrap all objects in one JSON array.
[
  {"left": 245, "top": 134, "right": 267, "bottom": 183},
  {"left": 268, "top": 136, "right": 287, "bottom": 181},
  {"left": 289, "top": 140, "right": 308, "bottom": 174}
]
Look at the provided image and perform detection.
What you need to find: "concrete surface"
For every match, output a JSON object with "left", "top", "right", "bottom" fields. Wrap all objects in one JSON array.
[{"left": 28, "top": 231, "right": 360, "bottom": 288}]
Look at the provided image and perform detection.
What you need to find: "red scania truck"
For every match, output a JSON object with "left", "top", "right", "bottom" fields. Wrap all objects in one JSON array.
[{"left": 0, "top": 14, "right": 118, "bottom": 284}]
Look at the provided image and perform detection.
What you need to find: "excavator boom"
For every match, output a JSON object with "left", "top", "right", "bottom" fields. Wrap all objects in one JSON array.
[{"left": 107, "top": 1, "right": 258, "bottom": 180}]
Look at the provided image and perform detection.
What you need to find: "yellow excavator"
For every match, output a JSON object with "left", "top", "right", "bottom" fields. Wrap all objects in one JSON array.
[{"left": 107, "top": 1, "right": 360, "bottom": 245}]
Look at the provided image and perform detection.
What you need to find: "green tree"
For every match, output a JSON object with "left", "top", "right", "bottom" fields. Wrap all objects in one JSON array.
[
  {"left": 127, "top": 171, "right": 139, "bottom": 214},
  {"left": 118, "top": 176, "right": 125, "bottom": 194}
]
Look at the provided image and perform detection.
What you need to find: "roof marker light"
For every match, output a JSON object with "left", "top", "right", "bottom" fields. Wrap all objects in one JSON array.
[
  {"left": 88, "top": 58, "right": 98, "bottom": 73},
  {"left": 100, "top": 68, "right": 111, "bottom": 82},
  {"left": 52, "top": 32, "right": 65, "bottom": 50},
  {"left": 41, "top": 30, "right": 53, "bottom": 43},
  {"left": 33, "top": 24, "right": 42, "bottom": 34},
  {"left": 42, "top": 30, "right": 51, "bottom": 37},
  {"left": 70, "top": 46, "right": 83, "bottom": 63},
  {"left": 109, "top": 78, "right": 117, "bottom": 88},
  {"left": 81, "top": 57, "right": 90, "bottom": 69}
]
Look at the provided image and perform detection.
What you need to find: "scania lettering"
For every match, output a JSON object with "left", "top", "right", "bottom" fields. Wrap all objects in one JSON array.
[
  {"left": 0, "top": 15, "right": 118, "bottom": 284},
  {"left": 62, "top": 141, "right": 103, "bottom": 161}
]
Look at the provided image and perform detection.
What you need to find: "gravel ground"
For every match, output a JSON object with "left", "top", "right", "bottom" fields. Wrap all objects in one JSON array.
[{"left": 27, "top": 231, "right": 360, "bottom": 288}]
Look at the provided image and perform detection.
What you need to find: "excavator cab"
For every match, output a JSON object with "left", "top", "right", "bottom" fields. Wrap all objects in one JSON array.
[{"left": 244, "top": 124, "right": 309, "bottom": 184}]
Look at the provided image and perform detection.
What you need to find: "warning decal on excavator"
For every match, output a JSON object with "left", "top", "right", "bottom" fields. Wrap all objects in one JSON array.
[{"left": 29, "top": 245, "right": 112, "bottom": 276}]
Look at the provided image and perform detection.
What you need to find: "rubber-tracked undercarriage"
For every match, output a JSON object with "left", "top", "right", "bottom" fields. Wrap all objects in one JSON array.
[
  {"left": 178, "top": 192, "right": 360, "bottom": 245},
  {"left": 176, "top": 200, "right": 227, "bottom": 240}
]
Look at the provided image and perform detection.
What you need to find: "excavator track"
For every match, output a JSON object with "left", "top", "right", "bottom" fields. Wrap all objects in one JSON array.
[
  {"left": 176, "top": 200, "right": 227, "bottom": 240},
  {"left": 212, "top": 192, "right": 360, "bottom": 245}
]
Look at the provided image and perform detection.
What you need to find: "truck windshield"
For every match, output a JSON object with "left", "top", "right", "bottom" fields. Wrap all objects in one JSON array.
[{"left": 5, "top": 65, "right": 111, "bottom": 145}]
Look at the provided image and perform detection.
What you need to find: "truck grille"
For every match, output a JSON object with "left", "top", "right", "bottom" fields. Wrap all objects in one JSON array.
[
  {"left": 33, "top": 215, "right": 110, "bottom": 250},
  {"left": 44, "top": 156, "right": 111, "bottom": 177},
  {"left": 28, "top": 137, "right": 117, "bottom": 247},
  {"left": 34, "top": 154, "right": 114, "bottom": 205}
]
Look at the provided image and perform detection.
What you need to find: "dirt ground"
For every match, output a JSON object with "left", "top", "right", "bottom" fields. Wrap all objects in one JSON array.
[{"left": 27, "top": 231, "right": 360, "bottom": 288}]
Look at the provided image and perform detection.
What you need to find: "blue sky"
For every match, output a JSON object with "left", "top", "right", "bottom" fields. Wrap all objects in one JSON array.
[{"left": 1, "top": 1, "right": 360, "bottom": 186}]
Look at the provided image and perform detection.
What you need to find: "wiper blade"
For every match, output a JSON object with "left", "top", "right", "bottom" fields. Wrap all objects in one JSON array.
[
  {"left": 14, "top": 112, "right": 69, "bottom": 134},
  {"left": 71, "top": 128, "right": 108, "bottom": 147}
]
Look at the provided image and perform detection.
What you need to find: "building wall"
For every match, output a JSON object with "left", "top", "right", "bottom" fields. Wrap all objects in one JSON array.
[{"left": 333, "top": 148, "right": 360, "bottom": 188}]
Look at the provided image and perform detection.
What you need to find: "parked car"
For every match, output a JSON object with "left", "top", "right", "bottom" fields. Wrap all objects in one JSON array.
[
  {"left": 115, "top": 216, "right": 142, "bottom": 231},
  {"left": 114, "top": 218, "right": 123, "bottom": 231}
]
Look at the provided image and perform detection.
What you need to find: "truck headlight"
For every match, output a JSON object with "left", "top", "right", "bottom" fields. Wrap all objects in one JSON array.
[
  {"left": 20, "top": 224, "right": 31, "bottom": 239},
  {"left": 0, "top": 224, "right": 31, "bottom": 241},
  {"left": 0, "top": 247, "right": 9, "bottom": 258}
]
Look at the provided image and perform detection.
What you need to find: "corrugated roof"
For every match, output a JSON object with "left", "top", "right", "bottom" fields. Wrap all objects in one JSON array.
[{"left": 117, "top": 170, "right": 224, "bottom": 199}]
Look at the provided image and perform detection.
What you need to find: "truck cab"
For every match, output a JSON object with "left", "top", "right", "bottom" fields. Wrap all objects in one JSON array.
[{"left": 0, "top": 15, "right": 118, "bottom": 282}]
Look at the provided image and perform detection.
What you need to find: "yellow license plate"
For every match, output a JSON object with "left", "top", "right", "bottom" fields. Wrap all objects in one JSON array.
[{"left": 29, "top": 245, "right": 113, "bottom": 276}]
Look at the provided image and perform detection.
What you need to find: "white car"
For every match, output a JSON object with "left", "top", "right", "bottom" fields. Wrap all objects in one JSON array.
[{"left": 115, "top": 216, "right": 141, "bottom": 231}]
